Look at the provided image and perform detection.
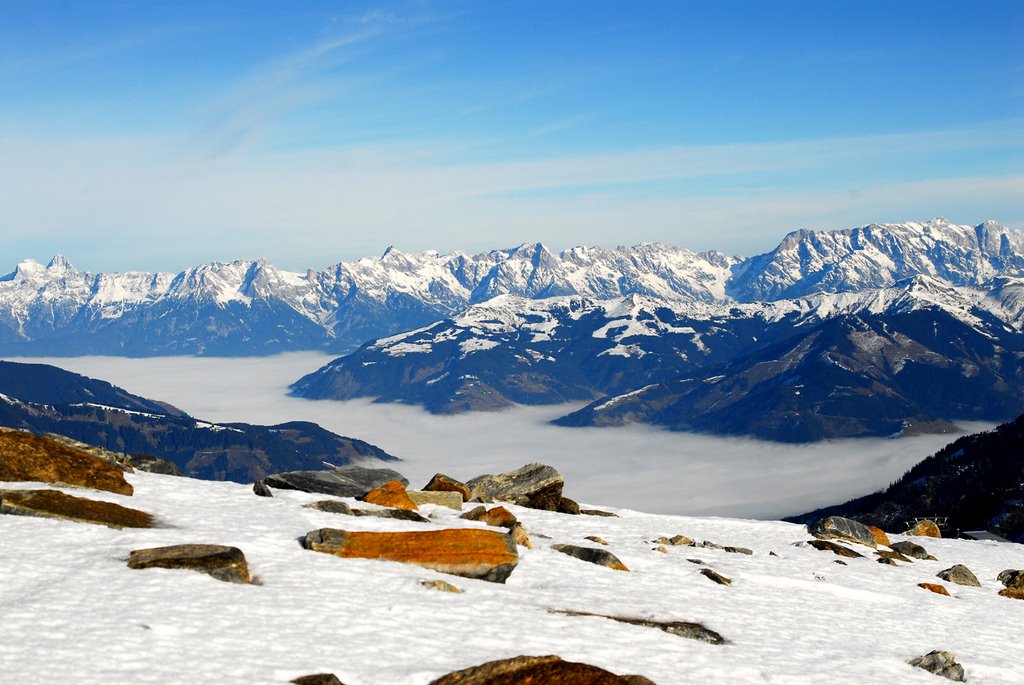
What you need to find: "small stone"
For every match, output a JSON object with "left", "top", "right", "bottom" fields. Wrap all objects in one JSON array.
[
  {"left": 428, "top": 655, "right": 654, "bottom": 685},
  {"left": 723, "top": 546, "right": 753, "bottom": 555},
  {"left": 907, "top": 519, "right": 942, "bottom": 538},
  {"left": 304, "top": 500, "right": 354, "bottom": 514},
  {"left": 460, "top": 505, "right": 517, "bottom": 528},
  {"left": 687, "top": 558, "right": 704, "bottom": 565},
  {"left": 890, "top": 541, "right": 931, "bottom": 560},
  {"left": 876, "top": 549, "right": 913, "bottom": 563},
  {"left": 0, "top": 489, "right": 153, "bottom": 528},
  {"left": 253, "top": 480, "right": 273, "bottom": 497},
  {"left": 878, "top": 557, "right": 898, "bottom": 566},
  {"left": 918, "top": 582, "right": 951, "bottom": 596},
  {"left": 655, "top": 535, "right": 692, "bottom": 546},
  {"left": 290, "top": 675, "right": 344, "bottom": 685},
  {"left": 700, "top": 568, "right": 732, "bottom": 585},
  {"left": 551, "top": 544, "right": 629, "bottom": 571},
  {"left": 422, "top": 473, "right": 470, "bottom": 501},
  {"left": 353, "top": 508, "right": 429, "bottom": 523},
  {"left": 654, "top": 546, "right": 668, "bottom": 553},
  {"left": 362, "top": 479, "right": 418, "bottom": 511},
  {"left": 556, "top": 496, "right": 581, "bottom": 515},
  {"left": 908, "top": 650, "right": 966, "bottom": 682},
  {"left": 580, "top": 509, "right": 618, "bottom": 517},
  {"left": 834, "top": 560, "right": 848, "bottom": 565},
  {"left": 807, "top": 539, "right": 864, "bottom": 559},
  {"left": 419, "top": 579, "right": 462, "bottom": 593},
  {"left": 510, "top": 523, "right": 533, "bottom": 549},
  {"left": 867, "top": 525, "right": 891, "bottom": 547},
  {"left": 128, "top": 544, "right": 251, "bottom": 584},
  {"left": 808, "top": 516, "right": 877, "bottom": 548},
  {"left": 407, "top": 490, "right": 462, "bottom": 510},
  {"left": 551, "top": 609, "right": 727, "bottom": 645},
  {"left": 937, "top": 564, "right": 981, "bottom": 587},
  {"left": 584, "top": 536, "right": 609, "bottom": 545}
]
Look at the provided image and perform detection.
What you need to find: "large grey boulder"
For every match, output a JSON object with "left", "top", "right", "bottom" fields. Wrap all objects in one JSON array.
[
  {"left": 907, "top": 651, "right": 966, "bottom": 682},
  {"left": 264, "top": 465, "right": 407, "bottom": 498},
  {"left": 466, "top": 463, "right": 564, "bottom": 511},
  {"left": 937, "top": 564, "right": 981, "bottom": 587},
  {"left": 808, "top": 516, "right": 877, "bottom": 548}
]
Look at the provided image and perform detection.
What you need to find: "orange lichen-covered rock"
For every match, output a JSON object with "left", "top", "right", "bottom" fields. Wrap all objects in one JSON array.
[
  {"left": 362, "top": 479, "right": 418, "bottom": 511},
  {"left": 908, "top": 520, "right": 942, "bottom": 538},
  {"left": 303, "top": 527, "right": 519, "bottom": 583},
  {"left": 422, "top": 473, "right": 471, "bottom": 502},
  {"left": 867, "top": 526, "right": 891, "bottom": 548},
  {"left": 918, "top": 582, "right": 951, "bottom": 596},
  {"left": 0, "top": 430, "right": 133, "bottom": 495},
  {"left": 461, "top": 504, "right": 518, "bottom": 528},
  {"left": 0, "top": 489, "right": 152, "bottom": 528}
]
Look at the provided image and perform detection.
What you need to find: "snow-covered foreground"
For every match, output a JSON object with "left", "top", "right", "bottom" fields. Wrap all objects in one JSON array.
[{"left": 2, "top": 471, "right": 1022, "bottom": 684}]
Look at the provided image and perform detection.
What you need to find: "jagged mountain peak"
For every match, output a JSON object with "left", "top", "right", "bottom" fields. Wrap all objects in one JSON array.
[{"left": 46, "top": 254, "right": 75, "bottom": 272}]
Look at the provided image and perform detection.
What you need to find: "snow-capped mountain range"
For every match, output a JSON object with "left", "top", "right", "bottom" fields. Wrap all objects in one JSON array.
[{"left": 2, "top": 218, "right": 1020, "bottom": 356}]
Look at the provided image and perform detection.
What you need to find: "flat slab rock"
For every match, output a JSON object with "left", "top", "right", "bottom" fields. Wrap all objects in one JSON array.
[
  {"left": 808, "top": 516, "right": 876, "bottom": 548},
  {"left": 0, "top": 430, "right": 133, "bottom": 495},
  {"left": 407, "top": 490, "right": 463, "bottom": 510},
  {"left": 428, "top": 654, "right": 656, "bottom": 685},
  {"left": 264, "top": 465, "right": 408, "bottom": 498},
  {"left": 303, "top": 500, "right": 429, "bottom": 523},
  {"left": 0, "top": 489, "right": 153, "bottom": 528},
  {"left": 304, "top": 527, "right": 519, "bottom": 583},
  {"left": 806, "top": 539, "right": 864, "bottom": 559},
  {"left": 466, "top": 463, "right": 564, "bottom": 511},
  {"left": 552, "top": 610, "right": 726, "bottom": 645},
  {"left": 551, "top": 544, "right": 629, "bottom": 572},
  {"left": 128, "top": 544, "right": 251, "bottom": 584}
]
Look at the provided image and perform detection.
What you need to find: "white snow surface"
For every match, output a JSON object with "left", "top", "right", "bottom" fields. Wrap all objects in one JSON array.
[{"left": 1, "top": 472, "right": 1022, "bottom": 684}]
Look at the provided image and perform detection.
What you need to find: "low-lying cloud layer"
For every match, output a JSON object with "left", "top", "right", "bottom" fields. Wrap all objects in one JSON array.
[{"left": 13, "top": 353, "right": 994, "bottom": 520}]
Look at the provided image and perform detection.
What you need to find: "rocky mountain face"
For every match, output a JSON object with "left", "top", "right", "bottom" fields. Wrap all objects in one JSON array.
[
  {"left": 787, "top": 415, "right": 1024, "bottom": 543},
  {"left": 0, "top": 361, "right": 395, "bottom": 481}
]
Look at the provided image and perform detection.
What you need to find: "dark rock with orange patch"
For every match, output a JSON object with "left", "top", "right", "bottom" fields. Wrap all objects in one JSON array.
[
  {"left": 808, "top": 516, "right": 876, "bottom": 548},
  {"left": 918, "top": 582, "right": 951, "bottom": 596},
  {"left": 362, "top": 479, "right": 418, "bottom": 511},
  {"left": 0, "top": 489, "right": 152, "bottom": 528},
  {"left": 428, "top": 654, "right": 656, "bottom": 685},
  {"left": 128, "top": 544, "right": 251, "bottom": 584},
  {"left": 551, "top": 544, "right": 629, "bottom": 572},
  {"left": 461, "top": 505, "right": 517, "bottom": 528},
  {"left": 422, "top": 473, "right": 470, "bottom": 502},
  {"left": 997, "top": 569, "right": 1024, "bottom": 599},
  {"left": 0, "top": 430, "right": 132, "bottom": 495},
  {"left": 303, "top": 527, "right": 519, "bottom": 583}
]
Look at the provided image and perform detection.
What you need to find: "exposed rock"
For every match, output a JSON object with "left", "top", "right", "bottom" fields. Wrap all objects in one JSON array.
[
  {"left": 551, "top": 609, "right": 727, "bottom": 645},
  {"left": 422, "top": 473, "right": 471, "bottom": 501},
  {"left": 687, "top": 559, "right": 705, "bottom": 565},
  {"left": 466, "top": 463, "right": 564, "bottom": 511},
  {"left": 700, "top": 568, "right": 732, "bottom": 586},
  {"left": 655, "top": 535, "right": 692, "bottom": 547},
  {"left": 419, "top": 579, "right": 462, "bottom": 593},
  {"left": 724, "top": 546, "right": 753, "bottom": 555},
  {"left": 937, "top": 564, "right": 981, "bottom": 587},
  {"left": 0, "top": 489, "right": 153, "bottom": 528},
  {"left": 890, "top": 541, "right": 932, "bottom": 560},
  {"left": 428, "top": 654, "right": 655, "bottom": 685},
  {"left": 0, "top": 430, "right": 133, "bottom": 495},
  {"left": 834, "top": 560, "right": 847, "bottom": 566},
  {"left": 653, "top": 546, "right": 668, "bottom": 553},
  {"left": 407, "top": 490, "right": 462, "bottom": 510},
  {"left": 999, "top": 587, "right": 1024, "bottom": 600},
  {"left": 125, "top": 454, "right": 182, "bottom": 476},
  {"left": 304, "top": 528, "right": 519, "bottom": 583},
  {"left": 585, "top": 536, "right": 609, "bottom": 546},
  {"left": 997, "top": 569, "right": 1024, "bottom": 599},
  {"left": 264, "top": 465, "right": 408, "bottom": 498},
  {"left": 42, "top": 433, "right": 133, "bottom": 469},
  {"left": 291, "top": 675, "right": 344, "bottom": 685},
  {"left": 867, "top": 525, "right": 891, "bottom": 547},
  {"left": 551, "top": 544, "right": 629, "bottom": 571},
  {"left": 557, "top": 497, "right": 581, "bottom": 515},
  {"left": 878, "top": 557, "right": 898, "bottom": 566},
  {"left": 580, "top": 509, "right": 618, "bottom": 517},
  {"left": 876, "top": 550, "right": 913, "bottom": 563},
  {"left": 253, "top": 480, "right": 273, "bottom": 497},
  {"left": 918, "top": 582, "right": 951, "bottom": 596},
  {"left": 808, "top": 516, "right": 877, "bottom": 548},
  {"left": 907, "top": 650, "right": 966, "bottom": 682},
  {"left": 907, "top": 519, "right": 942, "bottom": 538},
  {"left": 128, "top": 544, "right": 251, "bottom": 584},
  {"left": 358, "top": 508, "right": 429, "bottom": 523},
  {"left": 807, "top": 539, "right": 864, "bottom": 559},
  {"left": 304, "top": 500, "right": 354, "bottom": 514},
  {"left": 460, "top": 505, "right": 516, "bottom": 528},
  {"left": 362, "top": 479, "right": 418, "bottom": 511},
  {"left": 510, "top": 523, "right": 533, "bottom": 549}
]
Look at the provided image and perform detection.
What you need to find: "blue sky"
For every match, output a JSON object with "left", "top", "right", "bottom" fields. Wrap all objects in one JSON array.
[{"left": 1, "top": 1, "right": 1022, "bottom": 273}]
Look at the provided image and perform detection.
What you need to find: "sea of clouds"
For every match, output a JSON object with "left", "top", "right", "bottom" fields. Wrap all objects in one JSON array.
[{"left": 14, "top": 352, "right": 994, "bottom": 520}]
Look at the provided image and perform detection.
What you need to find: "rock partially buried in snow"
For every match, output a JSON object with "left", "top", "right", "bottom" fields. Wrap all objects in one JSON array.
[
  {"left": 876, "top": 550, "right": 913, "bottom": 564},
  {"left": 264, "top": 465, "right": 408, "bottom": 498},
  {"left": 304, "top": 500, "right": 429, "bottom": 523},
  {"left": 580, "top": 508, "right": 618, "bottom": 517},
  {"left": 0, "top": 489, "right": 153, "bottom": 528},
  {"left": 0, "top": 430, "right": 133, "bottom": 496},
  {"left": 807, "top": 539, "right": 864, "bottom": 559},
  {"left": 907, "top": 650, "right": 966, "bottom": 682},
  {"left": 419, "top": 579, "right": 462, "bottom": 593},
  {"left": 557, "top": 496, "right": 581, "bottom": 515},
  {"left": 128, "top": 544, "right": 251, "bottom": 584},
  {"left": 997, "top": 569, "right": 1024, "bottom": 599},
  {"left": 361, "top": 479, "right": 418, "bottom": 511},
  {"left": 937, "top": 564, "right": 981, "bottom": 587},
  {"left": 460, "top": 505, "right": 517, "bottom": 528},
  {"left": 551, "top": 544, "right": 629, "bottom": 571},
  {"left": 700, "top": 568, "right": 732, "bottom": 586},
  {"left": 907, "top": 519, "right": 942, "bottom": 538},
  {"left": 466, "top": 463, "right": 564, "bottom": 511},
  {"left": 407, "top": 490, "right": 462, "bottom": 510},
  {"left": 422, "top": 473, "right": 470, "bottom": 501},
  {"left": 428, "top": 654, "right": 656, "bottom": 685},
  {"left": 551, "top": 609, "right": 727, "bottom": 645},
  {"left": 918, "top": 582, "right": 951, "bottom": 596},
  {"left": 252, "top": 480, "right": 273, "bottom": 497},
  {"left": 303, "top": 528, "right": 519, "bottom": 583},
  {"left": 890, "top": 541, "right": 933, "bottom": 560},
  {"left": 290, "top": 674, "right": 345, "bottom": 685},
  {"left": 867, "top": 525, "right": 891, "bottom": 547},
  {"left": 808, "top": 516, "right": 877, "bottom": 548}
]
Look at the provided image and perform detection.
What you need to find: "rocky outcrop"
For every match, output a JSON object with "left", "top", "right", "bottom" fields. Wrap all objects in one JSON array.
[
  {"left": 907, "top": 520, "right": 942, "bottom": 538},
  {"left": 937, "top": 565, "right": 980, "bottom": 587},
  {"left": 362, "top": 479, "right": 418, "bottom": 511},
  {"left": 918, "top": 583, "right": 950, "bottom": 596},
  {"left": 0, "top": 489, "right": 152, "bottom": 528},
  {"left": 466, "top": 464, "right": 564, "bottom": 511},
  {"left": 264, "top": 465, "right": 408, "bottom": 498},
  {"left": 128, "top": 544, "right": 251, "bottom": 584},
  {"left": 808, "top": 516, "right": 876, "bottom": 548},
  {"left": 422, "top": 473, "right": 470, "bottom": 502},
  {"left": 428, "top": 654, "right": 656, "bottom": 685},
  {"left": 303, "top": 528, "right": 519, "bottom": 583},
  {"left": 551, "top": 610, "right": 726, "bottom": 645},
  {"left": 908, "top": 651, "right": 966, "bottom": 682},
  {"left": 407, "top": 490, "right": 462, "bottom": 510},
  {"left": 460, "top": 505, "right": 517, "bottom": 528},
  {"left": 807, "top": 539, "right": 864, "bottom": 559},
  {"left": 551, "top": 544, "right": 629, "bottom": 571},
  {"left": 890, "top": 541, "right": 933, "bottom": 560},
  {"left": 0, "top": 430, "right": 133, "bottom": 495}
]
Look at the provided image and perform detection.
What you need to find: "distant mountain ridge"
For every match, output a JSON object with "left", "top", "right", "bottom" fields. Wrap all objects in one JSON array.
[{"left": 2, "top": 218, "right": 1019, "bottom": 356}]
